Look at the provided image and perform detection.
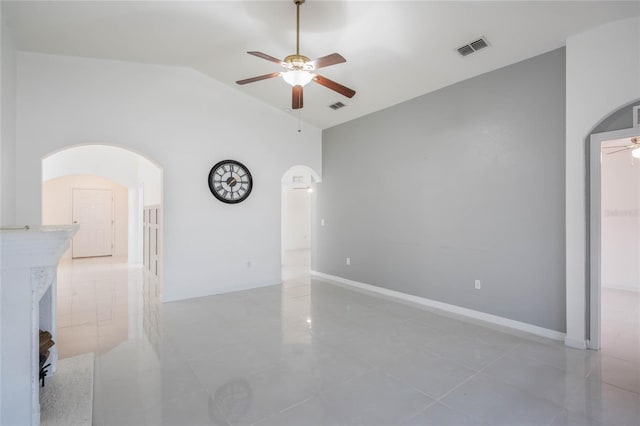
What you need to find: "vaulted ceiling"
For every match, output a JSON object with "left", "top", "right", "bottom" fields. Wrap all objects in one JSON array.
[{"left": 3, "top": 1, "right": 639, "bottom": 129}]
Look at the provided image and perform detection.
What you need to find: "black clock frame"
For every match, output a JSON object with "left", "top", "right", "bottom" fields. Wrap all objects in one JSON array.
[{"left": 208, "top": 160, "right": 253, "bottom": 204}]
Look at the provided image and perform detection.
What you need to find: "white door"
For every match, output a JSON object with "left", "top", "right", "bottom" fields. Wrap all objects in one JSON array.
[{"left": 72, "top": 189, "right": 113, "bottom": 258}]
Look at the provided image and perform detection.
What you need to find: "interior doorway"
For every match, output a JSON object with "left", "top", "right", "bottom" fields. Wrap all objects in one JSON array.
[
  {"left": 281, "top": 165, "right": 320, "bottom": 282},
  {"left": 72, "top": 188, "right": 114, "bottom": 258},
  {"left": 589, "top": 130, "right": 640, "bottom": 364},
  {"left": 43, "top": 175, "right": 129, "bottom": 261},
  {"left": 282, "top": 186, "right": 312, "bottom": 280},
  {"left": 42, "top": 145, "right": 162, "bottom": 270},
  {"left": 41, "top": 144, "right": 163, "bottom": 359}
]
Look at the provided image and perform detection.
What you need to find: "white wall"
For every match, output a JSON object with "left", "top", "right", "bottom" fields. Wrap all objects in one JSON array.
[
  {"left": 601, "top": 144, "right": 640, "bottom": 292},
  {"left": 42, "top": 175, "right": 128, "bottom": 259},
  {"left": 16, "top": 52, "right": 321, "bottom": 302},
  {"left": 565, "top": 17, "right": 640, "bottom": 347},
  {"left": 282, "top": 188, "right": 311, "bottom": 251},
  {"left": 43, "top": 145, "right": 139, "bottom": 185},
  {"left": 137, "top": 156, "right": 161, "bottom": 206},
  {"left": 1, "top": 14, "right": 16, "bottom": 226}
]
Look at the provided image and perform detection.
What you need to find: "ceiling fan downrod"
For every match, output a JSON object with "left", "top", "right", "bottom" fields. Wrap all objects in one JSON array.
[
  {"left": 295, "top": 0, "right": 304, "bottom": 56},
  {"left": 284, "top": 0, "right": 309, "bottom": 69}
]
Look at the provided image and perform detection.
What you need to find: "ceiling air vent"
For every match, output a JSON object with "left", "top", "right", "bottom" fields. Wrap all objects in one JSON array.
[
  {"left": 457, "top": 45, "right": 475, "bottom": 57},
  {"left": 329, "top": 101, "right": 346, "bottom": 110},
  {"left": 457, "top": 37, "right": 490, "bottom": 57},
  {"left": 470, "top": 38, "right": 488, "bottom": 51}
]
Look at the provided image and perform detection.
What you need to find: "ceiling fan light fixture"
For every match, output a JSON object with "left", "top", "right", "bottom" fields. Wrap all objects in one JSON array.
[
  {"left": 237, "top": 0, "right": 355, "bottom": 110},
  {"left": 632, "top": 147, "right": 640, "bottom": 159},
  {"left": 282, "top": 69, "right": 314, "bottom": 87}
]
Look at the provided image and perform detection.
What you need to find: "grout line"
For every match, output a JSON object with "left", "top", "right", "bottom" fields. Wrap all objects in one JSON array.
[{"left": 432, "top": 340, "right": 525, "bottom": 421}]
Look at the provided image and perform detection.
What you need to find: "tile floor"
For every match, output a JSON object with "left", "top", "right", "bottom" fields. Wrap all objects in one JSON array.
[{"left": 54, "top": 252, "right": 640, "bottom": 426}]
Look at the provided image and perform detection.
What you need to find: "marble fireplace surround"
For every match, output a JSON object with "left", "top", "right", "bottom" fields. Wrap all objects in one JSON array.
[{"left": 1, "top": 225, "right": 78, "bottom": 425}]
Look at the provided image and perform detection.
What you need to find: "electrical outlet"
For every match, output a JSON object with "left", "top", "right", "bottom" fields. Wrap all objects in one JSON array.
[
  {"left": 475, "top": 279, "right": 481, "bottom": 290},
  {"left": 346, "top": 257, "right": 351, "bottom": 266}
]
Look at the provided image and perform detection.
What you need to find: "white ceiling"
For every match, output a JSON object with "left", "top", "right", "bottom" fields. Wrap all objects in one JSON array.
[{"left": 3, "top": 1, "right": 639, "bottom": 129}]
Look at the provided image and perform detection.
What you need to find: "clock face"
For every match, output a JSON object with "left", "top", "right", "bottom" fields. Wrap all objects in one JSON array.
[{"left": 208, "top": 160, "right": 253, "bottom": 204}]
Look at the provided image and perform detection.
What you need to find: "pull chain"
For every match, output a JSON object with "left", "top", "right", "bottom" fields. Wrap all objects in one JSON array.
[{"left": 298, "top": 109, "right": 302, "bottom": 133}]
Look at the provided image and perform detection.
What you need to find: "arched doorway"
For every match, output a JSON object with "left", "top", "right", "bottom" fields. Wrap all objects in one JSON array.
[
  {"left": 588, "top": 100, "right": 640, "bottom": 362},
  {"left": 41, "top": 144, "right": 163, "bottom": 358},
  {"left": 42, "top": 144, "right": 163, "bottom": 268},
  {"left": 281, "top": 165, "right": 321, "bottom": 282}
]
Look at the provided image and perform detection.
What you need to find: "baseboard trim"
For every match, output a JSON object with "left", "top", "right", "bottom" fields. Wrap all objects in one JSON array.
[
  {"left": 602, "top": 283, "right": 640, "bottom": 293},
  {"left": 311, "top": 270, "right": 566, "bottom": 342},
  {"left": 162, "top": 280, "right": 283, "bottom": 303},
  {"left": 564, "top": 336, "right": 588, "bottom": 350}
]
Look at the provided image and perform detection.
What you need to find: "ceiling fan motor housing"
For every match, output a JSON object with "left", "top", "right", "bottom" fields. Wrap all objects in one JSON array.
[{"left": 285, "top": 54, "right": 312, "bottom": 70}]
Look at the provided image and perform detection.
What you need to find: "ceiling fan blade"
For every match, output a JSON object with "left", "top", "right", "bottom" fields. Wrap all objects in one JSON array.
[
  {"left": 313, "top": 74, "right": 356, "bottom": 98},
  {"left": 602, "top": 145, "right": 634, "bottom": 149},
  {"left": 292, "top": 86, "right": 303, "bottom": 110},
  {"left": 236, "top": 72, "right": 281, "bottom": 85},
  {"left": 247, "top": 51, "right": 284, "bottom": 66},
  {"left": 306, "top": 53, "right": 346, "bottom": 70},
  {"left": 605, "top": 147, "right": 634, "bottom": 155}
]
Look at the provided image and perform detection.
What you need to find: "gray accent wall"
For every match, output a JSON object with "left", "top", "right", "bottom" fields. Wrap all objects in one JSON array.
[{"left": 316, "top": 48, "right": 566, "bottom": 332}]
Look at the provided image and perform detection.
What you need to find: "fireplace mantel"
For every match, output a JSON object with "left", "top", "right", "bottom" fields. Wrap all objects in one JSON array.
[{"left": 1, "top": 225, "right": 78, "bottom": 426}]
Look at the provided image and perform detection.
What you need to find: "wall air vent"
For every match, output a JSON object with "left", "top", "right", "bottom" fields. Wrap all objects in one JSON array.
[
  {"left": 329, "top": 101, "right": 346, "bottom": 110},
  {"left": 457, "top": 37, "right": 490, "bottom": 57},
  {"left": 634, "top": 106, "right": 640, "bottom": 128}
]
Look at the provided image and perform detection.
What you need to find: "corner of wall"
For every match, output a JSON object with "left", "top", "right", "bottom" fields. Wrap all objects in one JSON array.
[{"left": 1, "top": 12, "right": 17, "bottom": 226}]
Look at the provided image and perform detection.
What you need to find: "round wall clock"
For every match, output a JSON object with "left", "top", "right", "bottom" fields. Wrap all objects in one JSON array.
[{"left": 208, "top": 160, "right": 253, "bottom": 204}]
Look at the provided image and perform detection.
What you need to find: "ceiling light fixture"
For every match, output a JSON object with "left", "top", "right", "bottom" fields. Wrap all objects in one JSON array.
[
  {"left": 282, "top": 69, "right": 314, "bottom": 87},
  {"left": 632, "top": 147, "right": 640, "bottom": 159}
]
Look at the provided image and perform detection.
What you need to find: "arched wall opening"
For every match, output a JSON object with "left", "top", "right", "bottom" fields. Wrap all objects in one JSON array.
[
  {"left": 281, "top": 165, "right": 321, "bottom": 281},
  {"left": 41, "top": 144, "right": 163, "bottom": 275},
  {"left": 586, "top": 99, "right": 640, "bottom": 355}
]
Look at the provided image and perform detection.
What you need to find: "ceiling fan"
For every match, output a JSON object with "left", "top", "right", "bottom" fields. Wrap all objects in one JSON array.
[
  {"left": 602, "top": 137, "right": 640, "bottom": 158},
  {"left": 235, "top": 0, "right": 355, "bottom": 110}
]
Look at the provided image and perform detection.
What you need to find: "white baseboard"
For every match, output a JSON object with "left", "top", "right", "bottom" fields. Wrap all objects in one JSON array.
[
  {"left": 564, "top": 336, "right": 588, "bottom": 350},
  {"left": 602, "top": 283, "right": 640, "bottom": 293},
  {"left": 311, "top": 270, "right": 566, "bottom": 342},
  {"left": 162, "top": 280, "right": 282, "bottom": 303}
]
